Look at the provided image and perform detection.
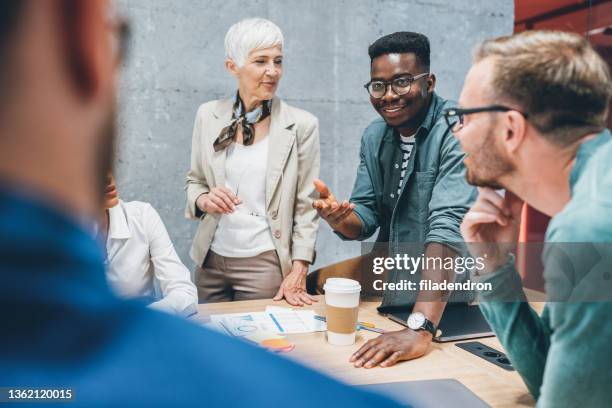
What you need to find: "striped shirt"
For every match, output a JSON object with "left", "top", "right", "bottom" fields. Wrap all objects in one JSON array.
[{"left": 397, "top": 134, "right": 416, "bottom": 195}]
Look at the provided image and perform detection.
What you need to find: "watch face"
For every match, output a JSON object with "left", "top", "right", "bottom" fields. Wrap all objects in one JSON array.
[{"left": 407, "top": 312, "right": 425, "bottom": 330}]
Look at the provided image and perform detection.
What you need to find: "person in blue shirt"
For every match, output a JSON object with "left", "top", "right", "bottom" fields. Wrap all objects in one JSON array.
[
  {"left": 0, "top": 1, "right": 402, "bottom": 406},
  {"left": 452, "top": 30, "right": 612, "bottom": 406}
]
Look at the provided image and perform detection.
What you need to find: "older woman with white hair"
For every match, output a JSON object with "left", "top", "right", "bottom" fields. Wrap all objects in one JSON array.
[{"left": 185, "top": 18, "right": 320, "bottom": 306}]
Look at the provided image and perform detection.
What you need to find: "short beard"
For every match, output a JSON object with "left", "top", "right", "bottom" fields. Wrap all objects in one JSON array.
[
  {"left": 466, "top": 167, "right": 505, "bottom": 189},
  {"left": 465, "top": 126, "right": 513, "bottom": 189},
  {"left": 95, "top": 106, "right": 117, "bottom": 210}
]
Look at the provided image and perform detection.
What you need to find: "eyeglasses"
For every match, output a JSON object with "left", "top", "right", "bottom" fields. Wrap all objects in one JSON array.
[
  {"left": 443, "top": 105, "right": 529, "bottom": 133},
  {"left": 234, "top": 164, "right": 265, "bottom": 218},
  {"left": 364, "top": 73, "right": 429, "bottom": 99},
  {"left": 116, "top": 19, "right": 130, "bottom": 65},
  {"left": 107, "top": 15, "right": 130, "bottom": 65}
]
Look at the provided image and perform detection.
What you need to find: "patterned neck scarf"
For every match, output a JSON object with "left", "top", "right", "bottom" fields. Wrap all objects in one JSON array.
[{"left": 213, "top": 91, "right": 272, "bottom": 152}]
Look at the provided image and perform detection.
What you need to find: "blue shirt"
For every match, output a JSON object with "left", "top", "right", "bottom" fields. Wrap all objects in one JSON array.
[
  {"left": 342, "top": 93, "right": 477, "bottom": 306},
  {"left": 0, "top": 187, "right": 403, "bottom": 407},
  {"left": 474, "top": 131, "right": 612, "bottom": 407}
]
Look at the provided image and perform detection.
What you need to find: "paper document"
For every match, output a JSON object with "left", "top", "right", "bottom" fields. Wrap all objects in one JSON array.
[
  {"left": 208, "top": 306, "right": 325, "bottom": 338},
  {"left": 264, "top": 306, "right": 326, "bottom": 333}
]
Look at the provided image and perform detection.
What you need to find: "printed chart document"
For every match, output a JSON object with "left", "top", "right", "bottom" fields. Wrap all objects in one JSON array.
[{"left": 206, "top": 306, "right": 326, "bottom": 338}]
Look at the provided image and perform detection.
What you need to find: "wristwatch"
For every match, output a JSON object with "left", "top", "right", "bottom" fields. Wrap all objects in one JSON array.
[{"left": 406, "top": 312, "right": 437, "bottom": 338}]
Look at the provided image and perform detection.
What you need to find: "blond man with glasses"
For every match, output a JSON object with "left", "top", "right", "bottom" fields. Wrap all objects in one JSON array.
[{"left": 453, "top": 30, "right": 612, "bottom": 406}]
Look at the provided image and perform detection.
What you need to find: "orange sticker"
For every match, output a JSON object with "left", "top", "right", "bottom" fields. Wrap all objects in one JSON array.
[
  {"left": 261, "top": 338, "right": 293, "bottom": 349},
  {"left": 273, "top": 344, "right": 295, "bottom": 353}
]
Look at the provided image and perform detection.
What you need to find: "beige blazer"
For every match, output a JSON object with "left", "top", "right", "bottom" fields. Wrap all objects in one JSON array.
[{"left": 185, "top": 97, "right": 320, "bottom": 277}]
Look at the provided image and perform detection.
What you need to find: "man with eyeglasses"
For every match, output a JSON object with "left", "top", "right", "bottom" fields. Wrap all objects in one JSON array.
[
  {"left": 450, "top": 30, "right": 612, "bottom": 406},
  {"left": 0, "top": 1, "right": 405, "bottom": 406},
  {"left": 313, "top": 32, "right": 476, "bottom": 368}
]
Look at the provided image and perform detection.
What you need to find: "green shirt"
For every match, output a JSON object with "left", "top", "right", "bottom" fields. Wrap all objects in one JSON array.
[
  {"left": 341, "top": 92, "right": 477, "bottom": 306},
  {"left": 475, "top": 130, "right": 612, "bottom": 407}
]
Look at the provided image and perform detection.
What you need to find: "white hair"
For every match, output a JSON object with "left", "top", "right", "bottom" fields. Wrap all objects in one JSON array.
[{"left": 224, "top": 18, "right": 284, "bottom": 68}]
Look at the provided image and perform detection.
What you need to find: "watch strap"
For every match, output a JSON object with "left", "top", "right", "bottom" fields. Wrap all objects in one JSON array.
[{"left": 421, "top": 318, "right": 437, "bottom": 337}]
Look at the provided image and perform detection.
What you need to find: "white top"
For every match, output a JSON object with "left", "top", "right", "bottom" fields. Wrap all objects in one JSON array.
[
  {"left": 397, "top": 133, "right": 416, "bottom": 195},
  {"left": 210, "top": 137, "right": 275, "bottom": 257},
  {"left": 105, "top": 200, "right": 197, "bottom": 317}
]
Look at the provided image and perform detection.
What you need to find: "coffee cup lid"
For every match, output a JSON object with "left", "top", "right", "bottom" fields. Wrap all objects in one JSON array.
[{"left": 323, "top": 278, "right": 361, "bottom": 294}]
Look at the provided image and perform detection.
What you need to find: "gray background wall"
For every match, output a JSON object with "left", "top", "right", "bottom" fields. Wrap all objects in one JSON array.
[{"left": 116, "top": 0, "right": 514, "bottom": 272}]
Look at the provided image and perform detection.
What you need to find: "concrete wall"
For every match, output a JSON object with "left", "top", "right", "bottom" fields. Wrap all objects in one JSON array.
[{"left": 116, "top": 0, "right": 514, "bottom": 271}]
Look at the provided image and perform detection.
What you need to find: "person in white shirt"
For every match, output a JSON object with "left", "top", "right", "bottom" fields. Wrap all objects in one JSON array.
[{"left": 99, "top": 175, "right": 197, "bottom": 317}]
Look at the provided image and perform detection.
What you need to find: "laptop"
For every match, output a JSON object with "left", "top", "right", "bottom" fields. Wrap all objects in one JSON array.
[
  {"left": 360, "top": 379, "right": 489, "bottom": 408},
  {"left": 378, "top": 303, "right": 494, "bottom": 342}
]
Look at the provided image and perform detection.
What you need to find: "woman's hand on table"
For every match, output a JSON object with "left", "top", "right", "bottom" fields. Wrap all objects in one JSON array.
[
  {"left": 349, "top": 328, "right": 432, "bottom": 368},
  {"left": 273, "top": 260, "right": 318, "bottom": 307},
  {"left": 196, "top": 187, "right": 242, "bottom": 215}
]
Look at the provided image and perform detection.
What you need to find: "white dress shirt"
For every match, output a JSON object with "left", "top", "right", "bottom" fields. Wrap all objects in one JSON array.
[{"left": 105, "top": 200, "right": 197, "bottom": 317}]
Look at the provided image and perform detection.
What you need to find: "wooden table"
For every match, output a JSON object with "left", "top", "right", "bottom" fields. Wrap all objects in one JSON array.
[{"left": 194, "top": 296, "right": 545, "bottom": 408}]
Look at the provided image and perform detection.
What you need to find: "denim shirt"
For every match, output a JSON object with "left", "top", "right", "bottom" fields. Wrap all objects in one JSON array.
[
  {"left": 474, "top": 130, "right": 612, "bottom": 407},
  {"left": 340, "top": 93, "right": 477, "bottom": 306}
]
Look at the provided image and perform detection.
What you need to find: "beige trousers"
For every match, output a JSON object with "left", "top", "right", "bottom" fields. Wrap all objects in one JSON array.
[{"left": 196, "top": 250, "right": 283, "bottom": 303}]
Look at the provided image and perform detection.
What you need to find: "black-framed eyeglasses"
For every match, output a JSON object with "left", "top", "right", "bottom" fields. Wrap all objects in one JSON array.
[
  {"left": 443, "top": 105, "right": 529, "bottom": 132},
  {"left": 364, "top": 73, "right": 429, "bottom": 99},
  {"left": 108, "top": 16, "right": 131, "bottom": 65}
]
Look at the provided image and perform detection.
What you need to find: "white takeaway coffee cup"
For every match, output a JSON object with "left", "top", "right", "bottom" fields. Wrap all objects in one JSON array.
[{"left": 323, "top": 278, "right": 361, "bottom": 346}]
